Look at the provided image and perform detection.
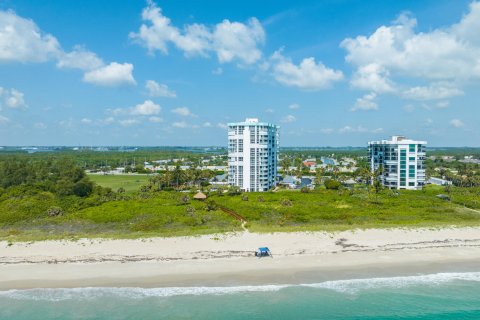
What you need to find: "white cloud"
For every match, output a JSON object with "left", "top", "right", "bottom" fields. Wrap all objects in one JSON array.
[
  {"left": 203, "top": 122, "right": 212, "bottom": 127},
  {"left": 172, "top": 107, "right": 195, "bottom": 117},
  {"left": 265, "top": 108, "right": 274, "bottom": 113},
  {"left": 172, "top": 121, "right": 188, "bottom": 128},
  {"left": 339, "top": 125, "right": 367, "bottom": 133},
  {"left": 403, "top": 104, "right": 415, "bottom": 112},
  {"left": 436, "top": 101, "right": 449, "bottom": 108},
  {"left": 450, "top": 118, "right": 464, "bottom": 128},
  {"left": 34, "top": 122, "right": 47, "bottom": 129},
  {"left": 0, "top": 10, "right": 60, "bottom": 63},
  {"left": 212, "top": 67, "right": 223, "bottom": 75},
  {"left": 339, "top": 125, "right": 383, "bottom": 134},
  {"left": 129, "top": 2, "right": 265, "bottom": 64},
  {"left": 217, "top": 122, "right": 228, "bottom": 129},
  {"left": 83, "top": 62, "right": 136, "bottom": 86},
  {"left": 0, "top": 11, "right": 135, "bottom": 86},
  {"left": 402, "top": 82, "right": 464, "bottom": 101},
  {"left": 270, "top": 50, "right": 343, "bottom": 90},
  {"left": 350, "top": 63, "right": 396, "bottom": 93},
  {"left": 56, "top": 46, "right": 104, "bottom": 71},
  {"left": 145, "top": 80, "right": 176, "bottom": 98},
  {"left": 351, "top": 92, "right": 378, "bottom": 111},
  {"left": 0, "top": 115, "right": 10, "bottom": 124},
  {"left": 280, "top": 114, "right": 296, "bottom": 123},
  {"left": 0, "top": 87, "right": 27, "bottom": 109},
  {"left": 342, "top": 5, "right": 480, "bottom": 96},
  {"left": 80, "top": 118, "right": 93, "bottom": 125},
  {"left": 119, "top": 119, "right": 140, "bottom": 126},
  {"left": 131, "top": 100, "right": 161, "bottom": 115},
  {"left": 320, "top": 128, "right": 334, "bottom": 134},
  {"left": 288, "top": 103, "right": 300, "bottom": 110},
  {"left": 212, "top": 18, "right": 265, "bottom": 64},
  {"left": 149, "top": 116, "right": 163, "bottom": 123}
]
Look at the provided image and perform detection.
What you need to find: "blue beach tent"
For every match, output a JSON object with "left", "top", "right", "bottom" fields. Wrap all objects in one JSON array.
[{"left": 255, "top": 247, "right": 272, "bottom": 257}]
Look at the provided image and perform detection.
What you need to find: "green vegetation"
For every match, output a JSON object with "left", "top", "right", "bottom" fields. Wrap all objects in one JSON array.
[
  {"left": 1, "top": 149, "right": 480, "bottom": 241},
  {"left": 211, "top": 186, "right": 480, "bottom": 232},
  {"left": 88, "top": 174, "right": 151, "bottom": 192}
]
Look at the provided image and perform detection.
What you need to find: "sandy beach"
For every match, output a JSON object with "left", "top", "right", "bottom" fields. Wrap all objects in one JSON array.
[{"left": 1, "top": 227, "right": 480, "bottom": 289}]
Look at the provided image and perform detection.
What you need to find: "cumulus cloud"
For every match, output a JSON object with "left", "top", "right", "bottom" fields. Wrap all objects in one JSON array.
[
  {"left": 402, "top": 82, "right": 464, "bottom": 100},
  {"left": 80, "top": 118, "right": 93, "bottom": 125},
  {"left": 0, "top": 87, "right": 27, "bottom": 109},
  {"left": 56, "top": 46, "right": 104, "bottom": 71},
  {"left": 149, "top": 116, "right": 163, "bottom": 123},
  {"left": 212, "top": 67, "right": 223, "bottom": 75},
  {"left": 171, "top": 107, "right": 195, "bottom": 117},
  {"left": 339, "top": 125, "right": 383, "bottom": 134},
  {"left": 0, "top": 10, "right": 60, "bottom": 63},
  {"left": 130, "top": 100, "right": 161, "bottom": 115},
  {"left": 342, "top": 4, "right": 480, "bottom": 99},
  {"left": 280, "top": 114, "right": 296, "bottom": 123},
  {"left": 0, "top": 115, "right": 10, "bottom": 124},
  {"left": 111, "top": 100, "right": 161, "bottom": 118},
  {"left": 450, "top": 118, "right": 465, "bottom": 128},
  {"left": 119, "top": 119, "right": 140, "bottom": 126},
  {"left": 145, "top": 80, "right": 176, "bottom": 98},
  {"left": 83, "top": 62, "right": 136, "bottom": 86},
  {"left": 270, "top": 50, "right": 343, "bottom": 90},
  {"left": 130, "top": 1, "right": 265, "bottom": 64},
  {"left": 288, "top": 103, "right": 300, "bottom": 110},
  {"left": 351, "top": 92, "right": 378, "bottom": 111},
  {"left": 172, "top": 121, "right": 188, "bottom": 128},
  {"left": 0, "top": 10, "right": 135, "bottom": 86},
  {"left": 217, "top": 123, "right": 228, "bottom": 129},
  {"left": 350, "top": 63, "right": 396, "bottom": 93},
  {"left": 320, "top": 128, "right": 334, "bottom": 134},
  {"left": 34, "top": 122, "right": 47, "bottom": 129}
]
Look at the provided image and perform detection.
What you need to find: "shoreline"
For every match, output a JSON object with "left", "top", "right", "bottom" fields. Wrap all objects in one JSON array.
[{"left": 1, "top": 227, "right": 480, "bottom": 290}]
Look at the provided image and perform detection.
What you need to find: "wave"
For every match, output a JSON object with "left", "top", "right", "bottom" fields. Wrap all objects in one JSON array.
[{"left": 1, "top": 271, "right": 480, "bottom": 301}]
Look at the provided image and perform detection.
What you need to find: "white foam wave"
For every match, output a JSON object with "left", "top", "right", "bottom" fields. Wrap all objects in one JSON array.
[{"left": 1, "top": 271, "right": 479, "bottom": 301}]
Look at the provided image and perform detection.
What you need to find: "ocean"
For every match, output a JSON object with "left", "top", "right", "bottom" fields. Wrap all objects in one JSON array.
[{"left": 1, "top": 272, "right": 480, "bottom": 319}]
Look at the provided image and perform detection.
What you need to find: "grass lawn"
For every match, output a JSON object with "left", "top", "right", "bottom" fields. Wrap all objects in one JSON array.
[{"left": 88, "top": 174, "right": 151, "bottom": 192}]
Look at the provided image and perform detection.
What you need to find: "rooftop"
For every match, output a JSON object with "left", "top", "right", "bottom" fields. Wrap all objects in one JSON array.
[{"left": 368, "top": 135, "right": 427, "bottom": 145}]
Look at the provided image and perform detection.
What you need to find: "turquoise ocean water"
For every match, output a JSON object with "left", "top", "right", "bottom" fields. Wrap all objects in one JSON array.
[{"left": 1, "top": 272, "right": 480, "bottom": 319}]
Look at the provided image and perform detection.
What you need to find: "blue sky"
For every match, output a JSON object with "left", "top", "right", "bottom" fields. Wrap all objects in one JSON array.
[{"left": 0, "top": 0, "right": 479, "bottom": 147}]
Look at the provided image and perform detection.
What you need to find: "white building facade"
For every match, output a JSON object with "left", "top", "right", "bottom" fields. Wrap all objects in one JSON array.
[
  {"left": 368, "top": 136, "right": 427, "bottom": 190},
  {"left": 228, "top": 118, "right": 279, "bottom": 192}
]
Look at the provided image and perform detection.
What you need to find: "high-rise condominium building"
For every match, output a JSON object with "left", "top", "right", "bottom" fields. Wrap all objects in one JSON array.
[
  {"left": 228, "top": 118, "right": 279, "bottom": 192},
  {"left": 368, "top": 135, "right": 427, "bottom": 190}
]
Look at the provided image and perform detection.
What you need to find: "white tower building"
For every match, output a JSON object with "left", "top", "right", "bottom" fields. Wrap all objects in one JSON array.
[
  {"left": 228, "top": 118, "right": 279, "bottom": 192},
  {"left": 368, "top": 136, "right": 427, "bottom": 190}
]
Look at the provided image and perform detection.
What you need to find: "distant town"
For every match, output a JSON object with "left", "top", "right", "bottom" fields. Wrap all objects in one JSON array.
[{"left": 2, "top": 118, "right": 476, "bottom": 191}]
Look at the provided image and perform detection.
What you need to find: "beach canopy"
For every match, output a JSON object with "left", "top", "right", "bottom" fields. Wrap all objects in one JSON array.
[
  {"left": 193, "top": 192, "right": 207, "bottom": 200},
  {"left": 256, "top": 247, "right": 272, "bottom": 257}
]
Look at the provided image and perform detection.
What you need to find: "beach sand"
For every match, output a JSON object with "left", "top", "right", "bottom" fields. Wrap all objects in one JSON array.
[{"left": 1, "top": 227, "right": 480, "bottom": 289}]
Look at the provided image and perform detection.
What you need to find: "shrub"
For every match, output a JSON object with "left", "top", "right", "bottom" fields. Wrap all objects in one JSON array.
[
  {"left": 178, "top": 194, "right": 190, "bottom": 205},
  {"left": 205, "top": 200, "right": 218, "bottom": 211},
  {"left": 46, "top": 207, "right": 64, "bottom": 217},
  {"left": 300, "top": 187, "right": 310, "bottom": 193},
  {"left": 324, "top": 179, "right": 341, "bottom": 190},
  {"left": 242, "top": 195, "right": 249, "bottom": 201},
  {"left": 280, "top": 198, "right": 293, "bottom": 207}
]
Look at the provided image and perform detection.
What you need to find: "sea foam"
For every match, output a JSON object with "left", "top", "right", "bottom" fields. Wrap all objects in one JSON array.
[{"left": 1, "top": 271, "right": 480, "bottom": 301}]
